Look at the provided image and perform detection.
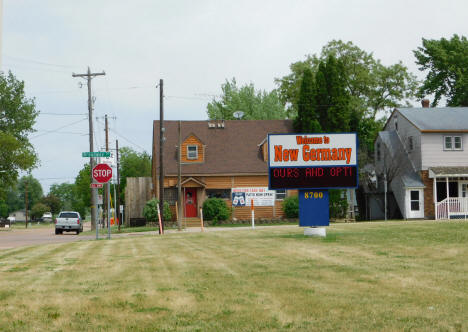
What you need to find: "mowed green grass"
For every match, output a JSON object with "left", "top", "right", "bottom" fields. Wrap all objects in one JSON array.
[{"left": 0, "top": 221, "right": 467, "bottom": 331}]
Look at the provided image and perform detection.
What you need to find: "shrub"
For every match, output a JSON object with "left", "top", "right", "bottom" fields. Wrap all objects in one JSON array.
[
  {"left": 282, "top": 195, "right": 299, "bottom": 218},
  {"left": 329, "top": 189, "right": 348, "bottom": 219},
  {"left": 202, "top": 198, "right": 230, "bottom": 225},
  {"left": 143, "top": 198, "right": 172, "bottom": 222},
  {"left": 31, "top": 203, "right": 49, "bottom": 220}
]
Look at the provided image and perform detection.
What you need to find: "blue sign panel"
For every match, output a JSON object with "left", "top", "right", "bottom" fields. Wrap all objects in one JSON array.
[
  {"left": 231, "top": 192, "right": 246, "bottom": 207},
  {"left": 299, "top": 190, "right": 329, "bottom": 227}
]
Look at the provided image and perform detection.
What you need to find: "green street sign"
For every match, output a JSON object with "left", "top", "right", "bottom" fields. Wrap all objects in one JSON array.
[{"left": 82, "top": 152, "right": 111, "bottom": 158}]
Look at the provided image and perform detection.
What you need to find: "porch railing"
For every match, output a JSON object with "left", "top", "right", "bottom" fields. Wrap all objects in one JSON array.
[{"left": 436, "top": 197, "right": 468, "bottom": 220}]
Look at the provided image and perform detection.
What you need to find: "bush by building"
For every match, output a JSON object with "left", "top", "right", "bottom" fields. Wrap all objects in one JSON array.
[
  {"left": 202, "top": 198, "right": 230, "bottom": 225},
  {"left": 282, "top": 195, "right": 299, "bottom": 218}
]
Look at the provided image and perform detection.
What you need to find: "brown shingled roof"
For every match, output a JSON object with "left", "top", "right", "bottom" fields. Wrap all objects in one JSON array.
[{"left": 153, "top": 120, "right": 294, "bottom": 176}]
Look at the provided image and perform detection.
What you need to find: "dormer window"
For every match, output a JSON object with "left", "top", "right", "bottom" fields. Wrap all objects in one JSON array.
[{"left": 187, "top": 145, "right": 198, "bottom": 159}]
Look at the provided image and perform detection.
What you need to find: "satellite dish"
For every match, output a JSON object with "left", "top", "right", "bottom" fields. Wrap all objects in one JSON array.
[{"left": 233, "top": 111, "right": 244, "bottom": 119}]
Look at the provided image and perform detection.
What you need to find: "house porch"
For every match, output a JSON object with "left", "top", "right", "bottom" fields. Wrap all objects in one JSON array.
[{"left": 429, "top": 167, "right": 468, "bottom": 220}]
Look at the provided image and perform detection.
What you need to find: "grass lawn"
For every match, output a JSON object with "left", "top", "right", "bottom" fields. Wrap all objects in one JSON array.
[{"left": 0, "top": 220, "right": 467, "bottom": 331}]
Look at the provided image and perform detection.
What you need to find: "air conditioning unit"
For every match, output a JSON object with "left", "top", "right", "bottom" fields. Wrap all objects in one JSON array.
[{"left": 208, "top": 122, "right": 216, "bottom": 128}]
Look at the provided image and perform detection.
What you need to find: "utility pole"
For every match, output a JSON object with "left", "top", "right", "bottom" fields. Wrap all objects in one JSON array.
[
  {"left": 158, "top": 79, "right": 165, "bottom": 234},
  {"left": 72, "top": 67, "right": 105, "bottom": 233},
  {"left": 177, "top": 120, "right": 182, "bottom": 231},
  {"left": 104, "top": 114, "right": 109, "bottom": 229},
  {"left": 116, "top": 139, "right": 121, "bottom": 231},
  {"left": 24, "top": 179, "right": 28, "bottom": 229}
]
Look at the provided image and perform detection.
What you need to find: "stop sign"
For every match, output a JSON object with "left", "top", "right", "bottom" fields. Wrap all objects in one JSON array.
[{"left": 92, "top": 163, "right": 113, "bottom": 183}]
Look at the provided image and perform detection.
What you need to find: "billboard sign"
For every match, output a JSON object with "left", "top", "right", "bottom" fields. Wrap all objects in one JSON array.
[
  {"left": 268, "top": 133, "right": 358, "bottom": 190},
  {"left": 231, "top": 187, "right": 275, "bottom": 206}
]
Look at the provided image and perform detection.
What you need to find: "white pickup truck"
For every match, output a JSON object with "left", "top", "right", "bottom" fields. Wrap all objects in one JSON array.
[{"left": 55, "top": 211, "right": 83, "bottom": 235}]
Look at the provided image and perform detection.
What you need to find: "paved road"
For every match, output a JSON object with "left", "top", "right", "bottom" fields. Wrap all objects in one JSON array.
[{"left": 0, "top": 223, "right": 95, "bottom": 250}]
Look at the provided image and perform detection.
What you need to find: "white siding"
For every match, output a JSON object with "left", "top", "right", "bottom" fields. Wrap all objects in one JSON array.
[{"left": 421, "top": 133, "right": 468, "bottom": 170}]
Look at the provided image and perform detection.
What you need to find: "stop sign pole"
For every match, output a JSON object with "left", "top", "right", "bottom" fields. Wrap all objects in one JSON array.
[{"left": 92, "top": 164, "right": 113, "bottom": 240}]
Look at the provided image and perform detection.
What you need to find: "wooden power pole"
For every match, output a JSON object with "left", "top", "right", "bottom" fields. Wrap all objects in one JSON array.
[
  {"left": 159, "top": 79, "right": 165, "bottom": 234},
  {"left": 72, "top": 67, "right": 105, "bottom": 231}
]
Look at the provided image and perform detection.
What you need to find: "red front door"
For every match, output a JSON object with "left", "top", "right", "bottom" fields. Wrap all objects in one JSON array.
[{"left": 185, "top": 188, "right": 197, "bottom": 217}]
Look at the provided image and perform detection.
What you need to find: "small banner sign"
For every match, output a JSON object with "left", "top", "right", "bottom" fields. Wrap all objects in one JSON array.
[{"left": 231, "top": 187, "right": 275, "bottom": 206}]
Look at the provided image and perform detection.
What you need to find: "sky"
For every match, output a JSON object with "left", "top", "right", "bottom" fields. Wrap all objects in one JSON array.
[{"left": 2, "top": 0, "right": 468, "bottom": 194}]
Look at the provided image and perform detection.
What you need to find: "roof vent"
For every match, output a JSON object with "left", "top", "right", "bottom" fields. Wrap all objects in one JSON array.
[
  {"left": 421, "top": 99, "right": 430, "bottom": 108},
  {"left": 217, "top": 121, "right": 225, "bottom": 128}
]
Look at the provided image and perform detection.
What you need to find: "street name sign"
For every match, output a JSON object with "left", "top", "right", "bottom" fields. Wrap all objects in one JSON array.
[
  {"left": 92, "top": 163, "right": 113, "bottom": 183},
  {"left": 82, "top": 151, "right": 111, "bottom": 158}
]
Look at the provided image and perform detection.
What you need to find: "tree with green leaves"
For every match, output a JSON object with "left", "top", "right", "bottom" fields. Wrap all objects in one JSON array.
[
  {"left": 414, "top": 34, "right": 468, "bottom": 106},
  {"left": 119, "top": 147, "right": 152, "bottom": 202},
  {"left": 316, "top": 56, "right": 352, "bottom": 132},
  {"left": 17, "top": 175, "right": 43, "bottom": 210},
  {"left": 31, "top": 203, "right": 49, "bottom": 220},
  {"left": 207, "top": 78, "right": 286, "bottom": 120},
  {"left": 0, "top": 71, "right": 39, "bottom": 198},
  {"left": 49, "top": 183, "right": 75, "bottom": 211},
  {"left": 0, "top": 200, "right": 8, "bottom": 219},
  {"left": 276, "top": 40, "right": 417, "bottom": 119},
  {"left": 294, "top": 68, "right": 320, "bottom": 132},
  {"left": 73, "top": 164, "right": 91, "bottom": 218},
  {"left": 40, "top": 194, "right": 62, "bottom": 214}
]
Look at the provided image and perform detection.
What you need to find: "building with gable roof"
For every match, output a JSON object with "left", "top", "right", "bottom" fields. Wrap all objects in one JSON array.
[
  {"left": 152, "top": 119, "right": 295, "bottom": 223},
  {"left": 375, "top": 101, "right": 468, "bottom": 219}
]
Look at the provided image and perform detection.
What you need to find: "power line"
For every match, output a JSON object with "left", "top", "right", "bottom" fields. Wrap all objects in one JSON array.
[
  {"left": 31, "top": 118, "right": 87, "bottom": 139},
  {"left": 4, "top": 54, "right": 78, "bottom": 68},
  {"left": 108, "top": 126, "right": 147, "bottom": 152},
  {"left": 40, "top": 112, "right": 87, "bottom": 116}
]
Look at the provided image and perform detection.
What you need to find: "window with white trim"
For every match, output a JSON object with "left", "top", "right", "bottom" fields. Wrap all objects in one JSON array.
[
  {"left": 187, "top": 145, "right": 198, "bottom": 159},
  {"left": 444, "top": 136, "right": 463, "bottom": 151},
  {"left": 275, "top": 189, "right": 286, "bottom": 200}
]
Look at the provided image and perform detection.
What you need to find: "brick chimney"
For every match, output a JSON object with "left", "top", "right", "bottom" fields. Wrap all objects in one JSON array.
[{"left": 421, "top": 99, "right": 430, "bottom": 108}]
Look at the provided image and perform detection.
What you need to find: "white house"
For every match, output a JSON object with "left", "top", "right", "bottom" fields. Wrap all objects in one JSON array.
[{"left": 375, "top": 101, "right": 468, "bottom": 219}]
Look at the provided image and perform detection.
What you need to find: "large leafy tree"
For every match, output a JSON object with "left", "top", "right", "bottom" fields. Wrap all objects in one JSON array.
[
  {"left": 207, "top": 78, "right": 286, "bottom": 120},
  {"left": 315, "top": 56, "right": 352, "bottom": 132},
  {"left": 17, "top": 175, "right": 43, "bottom": 210},
  {"left": 294, "top": 68, "right": 320, "bottom": 132},
  {"left": 119, "top": 147, "right": 152, "bottom": 202},
  {"left": 40, "top": 194, "right": 62, "bottom": 214},
  {"left": 414, "top": 34, "right": 468, "bottom": 106},
  {"left": 0, "top": 71, "right": 39, "bottom": 198},
  {"left": 73, "top": 164, "right": 91, "bottom": 218},
  {"left": 276, "top": 40, "right": 417, "bottom": 119},
  {"left": 49, "top": 183, "right": 75, "bottom": 211}
]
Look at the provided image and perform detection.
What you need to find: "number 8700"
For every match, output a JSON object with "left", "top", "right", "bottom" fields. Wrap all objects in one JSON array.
[{"left": 304, "top": 192, "right": 323, "bottom": 199}]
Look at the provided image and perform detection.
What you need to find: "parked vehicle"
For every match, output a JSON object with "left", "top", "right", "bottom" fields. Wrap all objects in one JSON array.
[
  {"left": 7, "top": 216, "right": 15, "bottom": 224},
  {"left": 55, "top": 211, "right": 83, "bottom": 235},
  {"left": 42, "top": 212, "right": 53, "bottom": 222}
]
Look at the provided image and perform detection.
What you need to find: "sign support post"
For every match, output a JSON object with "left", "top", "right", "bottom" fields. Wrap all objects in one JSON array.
[
  {"left": 107, "top": 181, "right": 111, "bottom": 240},
  {"left": 92, "top": 163, "right": 113, "bottom": 240},
  {"left": 251, "top": 199, "right": 255, "bottom": 229}
]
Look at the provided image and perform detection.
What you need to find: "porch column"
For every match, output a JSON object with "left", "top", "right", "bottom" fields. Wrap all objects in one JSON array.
[
  {"left": 433, "top": 176, "right": 437, "bottom": 220},
  {"left": 446, "top": 177, "right": 450, "bottom": 217}
]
